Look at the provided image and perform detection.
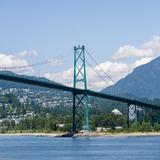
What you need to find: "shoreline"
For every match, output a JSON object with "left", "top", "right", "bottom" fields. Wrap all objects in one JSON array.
[
  {"left": 76, "top": 131, "right": 160, "bottom": 137},
  {"left": 0, "top": 132, "right": 160, "bottom": 137}
]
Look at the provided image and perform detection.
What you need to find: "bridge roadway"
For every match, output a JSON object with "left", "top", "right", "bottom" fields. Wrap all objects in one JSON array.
[{"left": 0, "top": 73, "right": 160, "bottom": 110}]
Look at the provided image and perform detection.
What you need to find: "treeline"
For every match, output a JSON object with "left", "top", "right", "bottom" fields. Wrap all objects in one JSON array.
[
  {"left": 0, "top": 94, "right": 160, "bottom": 133},
  {"left": 90, "top": 113, "right": 126, "bottom": 130},
  {"left": 129, "top": 121, "right": 160, "bottom": 132},
  {"left": 0, "top": 115, "right": 72, "bottom": 133},
  {"left": 1, "top": 113, "right": 160, "bottom": 133}
]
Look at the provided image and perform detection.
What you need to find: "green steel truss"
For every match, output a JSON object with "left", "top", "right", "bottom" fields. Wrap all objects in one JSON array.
[{"left": 72, "top": 45, "right": 89, "bottom": 132}]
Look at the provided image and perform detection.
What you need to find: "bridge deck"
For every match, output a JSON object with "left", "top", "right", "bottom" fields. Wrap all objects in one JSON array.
[{"left": 0, "top": 74, "right": 160, "bottom": 110}]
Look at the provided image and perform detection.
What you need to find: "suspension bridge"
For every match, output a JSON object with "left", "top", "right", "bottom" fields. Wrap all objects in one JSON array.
[{"left": 0, "top": 45, "right": 160, "bottom": 132}]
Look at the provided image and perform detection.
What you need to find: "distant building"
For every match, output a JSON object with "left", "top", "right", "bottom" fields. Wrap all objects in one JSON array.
[
  {"left": 112, "top": 109, "right": 122, "bottom": 115},
  {"left": 96, "top": 127, "right": 106, "bottom": 132},
  {"left": 115, "top": 126, "right": 123, "bottom": 130},
  {"left": 57, "top": 124, "right": 65, "bottom": 128}
]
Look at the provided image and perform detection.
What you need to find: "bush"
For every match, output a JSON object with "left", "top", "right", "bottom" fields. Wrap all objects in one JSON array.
[
  {"left": 139, "top": 121, "right": 152, "bottom": 132},
  {"left": 154, "top": 123, "right": 160, "bottom": 131},
  {"left": 130, "top": 122, "right": 140, "bottom": 132}
]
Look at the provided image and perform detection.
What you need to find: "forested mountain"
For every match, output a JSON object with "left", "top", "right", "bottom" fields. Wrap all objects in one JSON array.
[{"left": 102, "top": 57, "right": 160, "bottom": 100}]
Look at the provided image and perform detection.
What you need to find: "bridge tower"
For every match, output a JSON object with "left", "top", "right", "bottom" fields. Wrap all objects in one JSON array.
[{"left": 72, "top": 45, "right": 89, "bottom": 132}]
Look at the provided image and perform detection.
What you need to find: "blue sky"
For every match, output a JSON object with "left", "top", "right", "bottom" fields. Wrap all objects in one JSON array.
[{"left": 0, "top": 0, "right": 160, "bottom": 89}]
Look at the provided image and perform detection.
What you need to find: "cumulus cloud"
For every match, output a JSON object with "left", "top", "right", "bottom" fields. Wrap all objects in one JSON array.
[
  {"left": 133, "top": 57, "right": 155, "bottom": 68},
  {"left": 113, "top": 45, "right": 154, "bottom": 60},
  {"left": 44, "top": 36, "right": 160, "bottom": 90},
  {"left": 0, "top": 53, "right": 34, "bottom": 74},
  {"left": 113, "top": 36, "right": 160, "bottom": 60},
  {"left": 45, "top": 68, "right": 74, "bottom": 89},
  {"left": 142, "top": 36, "right": 160, "bottom": 52},
  {"left": 0, "top": 36, "right": 158, "bottom": 90},
  {"left": 44, "top": 61, "right": 130, "bottom": 90},
  {"left": 0, "top": 49, "right": 65, "bottom": 76},
  {"left": 44, "top": 57, "right": 153, "bottom": 90}
]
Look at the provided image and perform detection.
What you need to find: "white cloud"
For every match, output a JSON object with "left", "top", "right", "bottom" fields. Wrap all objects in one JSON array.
[
  {"left": 45, "top": 67, "right": 73, "bottom": 87},
  {"left": 44, "top": 61, "right": 130, "bottom": 90},
  {"left": 113, "top": 36, "right": 160, "bottom": 60},
  {"left": 133, "top": 57, "right": 155, "bottom": 68},
  {"left": 0, "top": 36, "right": 158, "bottom": 90},
  {"left": 113, "top": 45, "right": 154, "bottom": 60},
  {"left": 0, "top": 53, "right": 34, "bottom": 74},
  {"left": 142, "top": 36, "right": 160, "bottom": 52},
  {"left": 44, "top": 36, "right": 160, "bottom": 90},
  {"left": 18, "top": 49, "right": 38, "bottom": 58}
]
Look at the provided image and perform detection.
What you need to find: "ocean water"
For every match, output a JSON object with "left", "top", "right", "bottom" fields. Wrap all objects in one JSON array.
[{"left": 0, "top": 135, "right": 160, "bottom": 160}]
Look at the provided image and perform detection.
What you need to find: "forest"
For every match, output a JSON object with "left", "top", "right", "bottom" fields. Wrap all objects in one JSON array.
[{"left": 0, "top": 94, "right": 160, "bottom": 133}]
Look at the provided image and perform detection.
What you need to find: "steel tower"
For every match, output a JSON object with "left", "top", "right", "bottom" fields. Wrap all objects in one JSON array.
[{"left": 72, "top": 45, "right": 89, "bottom": 132}]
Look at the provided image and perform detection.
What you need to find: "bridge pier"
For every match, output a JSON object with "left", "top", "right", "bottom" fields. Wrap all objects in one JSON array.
[
  {"left": 127, "top": 104, "right": 130, "bottom": 128},
  {"left": 72, "top": 92, "right": 76, "bottom": 132},
  {"left": 127, "top": 104, "right": 138, "bottom": 128}
]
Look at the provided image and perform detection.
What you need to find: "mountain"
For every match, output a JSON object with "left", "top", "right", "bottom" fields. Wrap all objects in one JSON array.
[
  {"left": 102, "top": 56, "right": 160, "bottom": 100},
  {"left": 0, "top": 70, "right": 59, "bottom": 89}
]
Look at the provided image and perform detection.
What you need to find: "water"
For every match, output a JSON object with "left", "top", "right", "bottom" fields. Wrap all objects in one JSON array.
[{"left": 0, "top": 135, "right": 160, "bottom": 160}]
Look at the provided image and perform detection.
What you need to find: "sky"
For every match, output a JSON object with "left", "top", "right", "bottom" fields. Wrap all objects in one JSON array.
[{"left": 0, "top": 0, "right": 160, "bottom": 90}]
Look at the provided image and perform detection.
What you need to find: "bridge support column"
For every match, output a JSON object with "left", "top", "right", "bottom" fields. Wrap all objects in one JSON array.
[
  {"left": 72, "top": 45, "right": 89, "bottom": 132},
  {"left": 72, "top": 92, "right": 76, "bottom": 132},
  {"left": 151, "top": 108, "right": 155, "bottom": 126},
  {"left": 127, "top": 104, "right": 140, "bottom": 128},
  {"left": 127, "top": 104, "right": 130, "bottom": 128}
]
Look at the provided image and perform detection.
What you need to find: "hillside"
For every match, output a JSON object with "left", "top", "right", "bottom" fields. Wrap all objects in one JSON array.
[
  {"left": 102, "top": 56, "right": 160, "bottom": 100},
  {"left": 0, "top": 70, "right": 59, "bottom": 89}
]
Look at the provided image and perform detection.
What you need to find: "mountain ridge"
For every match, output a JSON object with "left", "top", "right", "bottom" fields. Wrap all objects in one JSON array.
[
  {"left": 0, "top": 70, "right": 59, "bottom": 89},
  {"left": 102, "top": 56, "right": 160, "bottom": 100}
]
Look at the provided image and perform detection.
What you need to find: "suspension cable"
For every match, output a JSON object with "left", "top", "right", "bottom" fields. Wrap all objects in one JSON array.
[
  {"left": 85, "top": 49, "right": 116, "bottom": 84},
  {"left": 0, "top": 49, "right": 72, "bottom": 70},
  {"left": 86, "top": 59, "right": 115, "bottom": 95},
  {"left": 85, "top": 59, "right": 111, "bottom": 87},
  {"left": 85, "top": 49, "right": 125, "bottom": 96}
]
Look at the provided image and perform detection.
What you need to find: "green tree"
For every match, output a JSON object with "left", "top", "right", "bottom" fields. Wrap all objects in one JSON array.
[
  {"left": 154, "top": 123, "right": 160, "bottom": 131},
  {"left": 139, "top": 121, "right": 152, "bottom": 132}
]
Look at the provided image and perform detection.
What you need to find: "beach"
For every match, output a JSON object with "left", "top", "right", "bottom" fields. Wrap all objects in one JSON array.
[{"left": 0, "top": 131, "right": 160, "bottom": 137}]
